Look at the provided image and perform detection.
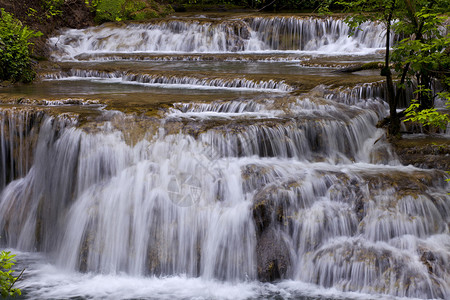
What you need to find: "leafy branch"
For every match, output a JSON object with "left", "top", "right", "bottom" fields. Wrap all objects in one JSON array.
[{"left": 0, "top": 250, "right": 23, "bottom": 298}]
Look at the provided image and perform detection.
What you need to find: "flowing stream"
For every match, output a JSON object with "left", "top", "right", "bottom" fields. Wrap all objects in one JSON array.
[{"left": 0, "top": 14, "right": 449, "bottom": 300}]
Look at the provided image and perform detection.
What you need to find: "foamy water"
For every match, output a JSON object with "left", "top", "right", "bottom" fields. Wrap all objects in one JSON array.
[
  {"left": 1, "top": 13, "right": 449, "bottom": 300},
  {"left": 49, "top": 17, "right": 388, "bottom": 61},
  {"left": 13, "top": 250, "right": 426, "bottom": 300}
]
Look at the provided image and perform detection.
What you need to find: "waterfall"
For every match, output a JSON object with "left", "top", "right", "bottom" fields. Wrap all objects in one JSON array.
[
  {"left": 0, "top": 109, "right": 44, "bottom": 191},
  {"left": 1, "top": 94, "right": 448, "bottom": 299},
  {"left": 324, "top": 82, "right": 390, "bottom": 117},
  {"left": 248, "top": 17, "right": 387, "bottom": 51},
  {"left": 42, "top": 69, "right": 293, "bottom": 92},
  {"left": 0, "top": 113, "right": 79, "bottom": 250},
  {"left": 325, "top": 81, "right": 416, "bottom": 111},
  {"left": 1, "top": 12, "right": 449, "bottom": 300},
  {"left": 49, "top": 16, "right": 388, "bottom": 61}
]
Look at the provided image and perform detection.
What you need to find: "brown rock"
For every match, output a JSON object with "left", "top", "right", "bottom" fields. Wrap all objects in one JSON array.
[{"left": 256, "top": 228, "right": 291, "bottom": 282}]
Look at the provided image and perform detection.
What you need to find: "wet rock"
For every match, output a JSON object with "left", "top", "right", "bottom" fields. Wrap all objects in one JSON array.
[
  {"left": 241, "top": 164, "right": 274, "bottom": 193},
  {"left": 78, "top": 229, "right": 96, "bottom": 273},
  {"left": 146, "top": 231, "right": 165, "bottom": 276},
  {"left": 327, "top": 176, "right": 367, "bottom": 222},
  {"left": 252, "top": 179, "right": 303, "bottom": 235},
  {"left": 358, "top": 169, "right": 447, "bottom": 192},
  {"left": 333, "top": 61, "right": 384, "bottom": 73},
  {"left": 417, "top": 245, "right": 450, "bottom": 281},
  {"left": 353, "top": 194, "right": 366, "bottom": 222},
  {"left": 309, "top": 238, "right": 446, "bottom": 299},
  {"left": 391, "top": 136, "right": 450, "bottom": 170},
  {"left": 0, "top": 81, "right": 13, "bottom": 88},
  {"left": 252, "top": 184, "right": 282, "bottom": 234},
  {"left": 420, "top": 251, "right": 436, "bottom": 274},
  {"left": 256, "top": 228, "right": 291, "bottom": 282}
]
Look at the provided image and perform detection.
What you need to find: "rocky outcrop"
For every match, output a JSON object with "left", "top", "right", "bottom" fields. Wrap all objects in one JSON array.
[
  {"left": 252, "top": 183, "right": 294, "bottom": 281},
  {"left": 256, "top": 228, "right": 291, "bottom": 282},
  {"left": 309, "top": 238, "right": 447, "bottom": 299},
  {"left": 392, "top": 136, "right": 450, "bottom": 170}
]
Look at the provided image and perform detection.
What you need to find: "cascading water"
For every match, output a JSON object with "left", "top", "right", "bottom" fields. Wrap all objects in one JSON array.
[
  {"left": 0, "top": 109, "right": 45, "bottom": 191},
  {"left": 248, "top": 16, "right": 388, "bottom": 52},
  {"left": 42, "top": 69, "right": 294, "bottom": 92},
  {"left": 49, "top": 16, "right": 389, "bottom": 61},
  {"left": 1, "top": 14, "right": 449, "bottom": 300}
]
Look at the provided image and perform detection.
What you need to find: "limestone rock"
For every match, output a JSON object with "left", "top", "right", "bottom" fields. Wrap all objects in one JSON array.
[{"left": 256, "top": 228, "right": 291, "bottom": 282}]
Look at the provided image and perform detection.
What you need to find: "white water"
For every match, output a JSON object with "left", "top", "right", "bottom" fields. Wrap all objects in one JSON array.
[
  {"left": 1, "top": 14, "right": 449, "bottom": 300},
  {"left": 42, "top": 69, "right": 293, "bottom": 92},
  {"left": 12, "top": 249, "right": 431, "bottom": 300},
  {"left": 1, "top": 94, "right": 449, "bottom": 299},
  {"left": 0, "top": 110, "right": 37, "bottom": 189},
  {"left": 49, "top": 16, "right": 388, "bottom": 61}
]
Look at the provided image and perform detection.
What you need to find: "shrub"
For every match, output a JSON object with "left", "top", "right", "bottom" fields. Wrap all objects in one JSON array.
[
  {"left": 95, "top": 0, "right": 126, "bottom": 22},
  {"left": 0, "top": 9, "right": 42, "bottom": 83},
  {"left": 42, "top": 0, "right": 65, "bottom": 19},
  {"left": 94, "top": 0, "right": 174, "bottom": 23},
  {"left": 404, "top": 96, "right": 450, "bottom": 131},
  {"left": 0, "top": 250, "right": 22, "bottom": 297}
]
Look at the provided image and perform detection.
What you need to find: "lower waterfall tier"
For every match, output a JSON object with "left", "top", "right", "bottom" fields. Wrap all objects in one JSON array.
[{"left": 0, "top": 94, "right": 449, "bottom": 299}]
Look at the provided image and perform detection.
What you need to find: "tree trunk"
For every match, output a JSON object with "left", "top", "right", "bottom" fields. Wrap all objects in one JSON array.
[
  {"left": 405, "top": 0, "right": 436, "bottom": 110},
  {"left": 419, "top": 73, "right": 433, "bottom": 109},
  {"left": 384, "top": 2, "right": 400, "bottom": 136}
]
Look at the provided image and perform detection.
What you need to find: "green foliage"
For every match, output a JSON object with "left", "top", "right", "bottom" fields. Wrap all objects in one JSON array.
[
  {"left": 94, "top": 0, "right": 173, "bottom": 23},
  {"left": 322, "top": 0, "right": 450, "bottom": 135},
  {"left": 85, "top": 0, "right": 102, "bottom": 10},
  {"left": 390, "top": 2, "right": 450, "bottom": 130},
  {"left": 404, "top": 86, "right": 450, "bottom": 130},
  {"left": 244, "top": 0, "right": 322, "bottom": 10},
  {"left": 42, "top": 0, "right": 65, "bottom": 18},
  {"left": 326, "top": 0, "right": 401, "bottom": 31},
  {"left": 391, "top": 3, "right": 450, "bottom": 108},
  {"left": 0, "top": 9, "right": 42, "bottom": 83},
  {"left": 95, "top": 0, "right": 125, "bottom": 22},
  {"left": 27, "top": 7, "right": 38, "bottom": 18},
  {"left": 404, "top": 101, "right": 450, "bottom": 130},
  {"left": 123, "top": 0, "right": 151, "bottom": 20},
  {"left": 0, "top": 250, "right": 22, "bottom": 298}
]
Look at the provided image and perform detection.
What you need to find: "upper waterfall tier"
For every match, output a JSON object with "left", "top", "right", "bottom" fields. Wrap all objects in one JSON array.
[{"left": 49, "top": 16, "right": 389, "bottom": 61}]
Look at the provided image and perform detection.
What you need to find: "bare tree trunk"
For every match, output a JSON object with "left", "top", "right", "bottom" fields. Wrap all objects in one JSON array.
[{"left": 385, "top": 1, "right": 400, "bottom": 136}]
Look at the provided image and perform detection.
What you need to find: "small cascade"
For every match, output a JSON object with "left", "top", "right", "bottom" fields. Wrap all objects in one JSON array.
[
  {"left": 326, "top": 82, "right": 387, "bottom": 104},
  {"left": 326, "top": 81, "right": 417, "bottom": 112},
  {"left": 42, "top": 69, "right": 293, "bottom": 92},
  {"left": 165, "top": 97, "right": 392, "bottom": 163},
  {"left": 171, "top": 99, "right": 263, "bottom": 113},
  {"left": 248, "top": 17, "right": 388, "bottom": 52},
  {"left": 49, "top": 16, "right": 389, "bottom": 60},
  {"left": 197, "top": 114, "right": 380, "bottom": 162},
  {"left": 325, "top": 82, "right": 389, "bottom": 117},
  {"left": 249, "top": 164, "right": 449, "bottom": 299},
  {"left": 0, "top": 112, "right": 78, "bottom": 250},
  {"left": 0, "top": 109, "right": 44, "bottom": 191},
  {"left": 72, "top": 52, "right": 308, "bottom": 62}
]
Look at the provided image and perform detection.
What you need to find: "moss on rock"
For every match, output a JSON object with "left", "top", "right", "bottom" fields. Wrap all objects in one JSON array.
[{"left": 95, "top": 0, "right": 174, "bottom": 23}]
